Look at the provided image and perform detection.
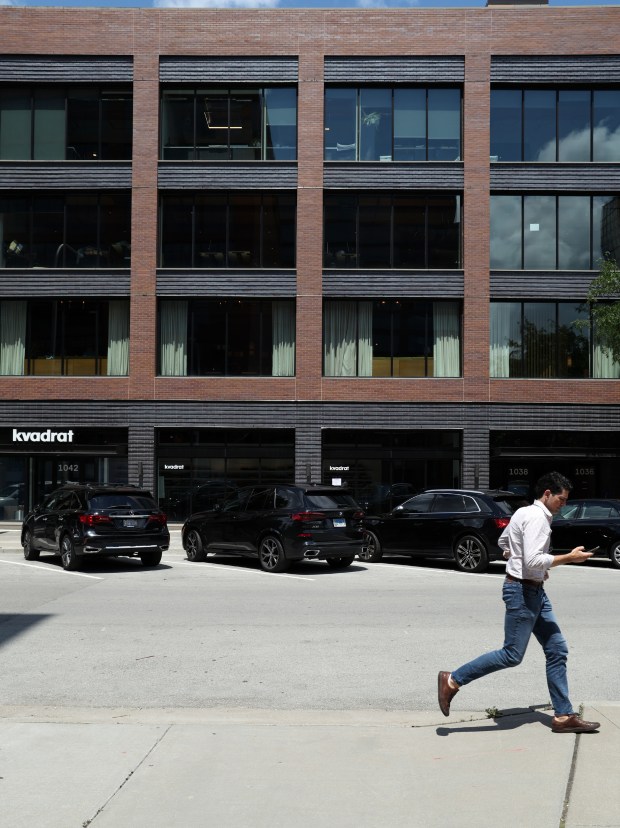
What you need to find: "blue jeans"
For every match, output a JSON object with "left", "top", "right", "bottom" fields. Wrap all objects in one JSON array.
[{"left": 451, "top": 580, "right": 573, "bottom": 716}]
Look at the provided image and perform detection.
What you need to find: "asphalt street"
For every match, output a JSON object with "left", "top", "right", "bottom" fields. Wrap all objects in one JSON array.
[
  {"left": 1, "top": 528, "right": 619, "bottom": 828},
  {"left": 0, "top": 527, "right": 617, "bottom": 712}
]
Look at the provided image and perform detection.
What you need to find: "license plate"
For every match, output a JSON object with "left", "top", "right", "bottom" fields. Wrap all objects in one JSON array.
[
  {"left": 332, "top": 517, "right": 346, "bottom": 528},
  {"left": 123, "top": 519, "right": 138, "bottom": 528}
]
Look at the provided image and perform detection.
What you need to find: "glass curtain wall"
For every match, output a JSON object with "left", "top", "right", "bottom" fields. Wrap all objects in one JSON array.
[
  {"left": 490, "top": 194, "right": 620, "bottom": 269},
  {"left": 490, "top": 300, "right": 620, "bottom": 378},
  {"left": 161, "top": 87, "right": 297, "bottom": 160},
  {"left": 0, "top": 86, "right": 132, "bottom": 160},
  {"left": 0, "top": 192, "right": 131, "bottom": 269},
  {"left": 159, "top": 298, "right": 295, "bottom": 377},
  {"left": 324, "top": 87, "right": 461, "bottom": 162},
  {"left": 324, "top": 299, "right": 461, "bottom": 377},
  {"left": 0, "top": 298, "right": 129, "bottom": 376},
  {"left": 324, "top": 192, "right": 461, "bottom": 269},
  {"left": 159, "top": 192, "right": 295, "bottom": 268},
  {"left": 490, "top": 88, "right": 620, "bottom": 162}
]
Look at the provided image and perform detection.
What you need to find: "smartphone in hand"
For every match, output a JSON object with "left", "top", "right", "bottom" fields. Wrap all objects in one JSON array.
[{"left": 584, "top": 546, "right": 600, "bottom": 554}]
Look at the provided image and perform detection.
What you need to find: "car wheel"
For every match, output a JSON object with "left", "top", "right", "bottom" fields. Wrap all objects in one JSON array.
[
  {"left": 358, "top": 529, "right": 383, "bottom": 562},
  {"left": 60, "top": 535, "right": 80, "bottom": 571},
  {"left": 326, "top": 555, "right": 355, "bottom": 569},
  {"left": 185, "top": 529, "right": 206, "bottom": 562},
  {"left": 140, "top": 550, "right": 162, "bottom": 567},
  {"left": 609, "top": 542, "right": 620, "bottom": 570},
  {"left": 23, "top": 529, "right": 40, "bottom": 561},
  {"left": 258, "top": 536, "right": 289, "bottom": 573},
  {"left": 454, "top": 534, "right": 489, "bottom": 573}
]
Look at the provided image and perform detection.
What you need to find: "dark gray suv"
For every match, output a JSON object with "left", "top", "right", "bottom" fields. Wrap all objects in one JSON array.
[
  {"left": 182, "top": 483, "right": 365, "bottom": 572},
  {"left": 21, "top": 484, "right": 169, "bottom": 570}
]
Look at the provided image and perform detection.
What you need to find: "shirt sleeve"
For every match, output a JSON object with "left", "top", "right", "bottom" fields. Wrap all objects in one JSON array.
[
  {"left": 521, "top": 510, "right": 555, "bottom": 571},
  {"left": 498, "top": 526, "right": 511, "bottom": 559}
]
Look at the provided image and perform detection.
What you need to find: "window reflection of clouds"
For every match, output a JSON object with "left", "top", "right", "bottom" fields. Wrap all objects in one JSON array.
[
  {"left": 490, "top": 196, "right": 521, "bottom": 268},
  {"left": 490, "top": 88, "right": 620, "bottom": 162},
  {"left": 491, "top": 195, "right": 620, "bottom": 270}
]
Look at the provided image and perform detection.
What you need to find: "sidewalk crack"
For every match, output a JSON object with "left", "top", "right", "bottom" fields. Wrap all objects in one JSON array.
[{"left": 82, "top": 724, "right": 173, "bottom": 826}]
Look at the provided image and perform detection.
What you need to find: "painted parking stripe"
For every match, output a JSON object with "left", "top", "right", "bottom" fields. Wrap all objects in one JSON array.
[{"left": 0, "top": 559, "right": 102, "bottom": 580}]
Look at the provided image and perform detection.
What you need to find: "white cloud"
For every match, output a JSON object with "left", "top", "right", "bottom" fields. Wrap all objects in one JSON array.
[
  {"left": 153, "top": 0, "right": 281, "bottom": 7},
  {"left": 355, "top": 0, "right": 420, "bottom": 7}
]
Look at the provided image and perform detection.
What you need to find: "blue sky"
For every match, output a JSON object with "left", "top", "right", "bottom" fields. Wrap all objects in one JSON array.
[{"left": 0, "top": 0, "right": 618, "bottom": 9}]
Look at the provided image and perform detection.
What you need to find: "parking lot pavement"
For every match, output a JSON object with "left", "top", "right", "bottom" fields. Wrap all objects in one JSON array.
[{"left": 4, "top": 705, "right": 619, "bottom": 828}]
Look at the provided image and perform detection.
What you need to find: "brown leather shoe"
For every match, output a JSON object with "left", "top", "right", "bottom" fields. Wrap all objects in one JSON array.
[
  {"left": 551, "top": 714, "right": 600, "bottom": 733},
  {"left": 438, "top": 671, "right": 459, "bottom": 717}
]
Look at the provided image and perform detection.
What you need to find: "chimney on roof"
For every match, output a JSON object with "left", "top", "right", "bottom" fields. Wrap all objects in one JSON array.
[{"left": 487, "top": 0, "right": 548, "bottom": 5}]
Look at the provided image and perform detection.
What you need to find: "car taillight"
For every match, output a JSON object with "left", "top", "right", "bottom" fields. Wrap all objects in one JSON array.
[
  {"left": 292, "top": 511, "right": 326, "bottom": 522},
  {"left": 352, "top": 510, "right": 365, "bottom": 520},
  {"left": 79, "top": 514, "right": 112, "bottom": 527},
  {"left": 494, "top": 517, "right": 510, "bottom": 530},
  {"left": 148, "top": 513, "right": 167, "bottom": 526}
]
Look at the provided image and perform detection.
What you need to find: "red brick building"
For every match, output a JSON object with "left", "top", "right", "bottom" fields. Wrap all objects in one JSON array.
[{"left": 1, "top": 2, "right": 620, "bottom": 519}]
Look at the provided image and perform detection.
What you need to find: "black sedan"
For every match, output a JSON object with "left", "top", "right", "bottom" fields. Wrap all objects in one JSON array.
[
  {"left": 552, "top": 499, "right": 620, "bottom": 569},
  {"left": 360, "top": 488, "right": 528, "bottom": 573}
]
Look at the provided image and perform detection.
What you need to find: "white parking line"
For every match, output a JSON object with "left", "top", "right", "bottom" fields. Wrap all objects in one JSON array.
[
  {"left": 162, "top": 556, "right": 315, "bottom": 580},
  {"left": 0, "top": 559, "right": 102, "bottom": 580}
]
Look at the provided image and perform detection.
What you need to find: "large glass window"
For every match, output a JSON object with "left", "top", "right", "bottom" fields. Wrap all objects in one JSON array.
[
  {"left": 491, "top": 87, "right": 620, "bottom": 162},
  {"left": 323, "top": 299, "right": 461, "bottom": 378},
  {"left": 161, "top": 86, "right": 297, "bottom": 161},
  {"left": 0, "top": 86, "right": 132, "bottom": 161},
  {"left": 490, "top": 194, "right": 620, "bottom": 269},
  {"left": 324, "top": 192, "right": 461, "bottom": 269},
  {"left": 157, "top": 428, "right": 295, "bottom": 520},
  {"left": 325, "top": 87, "right": 461, "bottom": 162},
  {"left": 158, "top": 298, "right": 295, "bottom": 377},
  {"left": 0, "top": 192, "right": 131, "bottom": 269},
  {"left": 0, "top": 298, "right": 129, "bottom": 376},
  {"left": 159, "top": 191, "right": 295, "bottom": 268},
  {"left": 490, "top": 300, "right": 620, "bottom": 378}
]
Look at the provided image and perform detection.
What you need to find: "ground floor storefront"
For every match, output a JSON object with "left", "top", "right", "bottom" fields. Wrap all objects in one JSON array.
[{"left": 1, "top": 401, "right": 619, "bottom": 520}]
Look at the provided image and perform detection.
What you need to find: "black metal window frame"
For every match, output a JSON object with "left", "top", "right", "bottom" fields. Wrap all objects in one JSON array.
[
  {"left": 0, "top": 84, "right": 133, "bottom": 161},
  {"left": 159, "top": 84, "right": 298, "bottom": 161}
]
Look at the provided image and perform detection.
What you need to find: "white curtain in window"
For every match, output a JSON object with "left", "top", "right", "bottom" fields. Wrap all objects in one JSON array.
[
  {"left": 160, "top": 300, "right": 188, "bottom": 376},
  {"left": 272, "top": 301, "right": 295, "bottom": 376},
  {"left": 358, "top": 302, "right": 373, "bottom": 376},
  {"left": 433, "top": 301, "right": 460, "bottom": 377},
  {"left": 0, "top": 300, "right": 26, "bottom": 375},
  {"left": 593, "top": 332, "right": 620, "bottom": 378},
  {"left": 107, "top": 300, "right": 129, "bottom": 376},
  {"left": 324, "top": 301, "right": 372, "bottom": 376},
  {"left": 490, "top": 303, "right": 520, "bottom": 378}
]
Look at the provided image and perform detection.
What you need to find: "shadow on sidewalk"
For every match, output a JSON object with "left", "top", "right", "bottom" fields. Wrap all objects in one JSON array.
[{"left": 436, "top": 704, "right": 553, "bottom": 735}]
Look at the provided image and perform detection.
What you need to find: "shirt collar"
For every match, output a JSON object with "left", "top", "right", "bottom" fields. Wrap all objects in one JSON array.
[{"left": 534, "top": 499, "right": 553, "bottom": 521}]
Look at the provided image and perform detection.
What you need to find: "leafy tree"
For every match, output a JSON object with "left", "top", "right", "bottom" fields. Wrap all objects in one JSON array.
[{"left": 579, "top": 255, "right": 620, "bottom": 365}]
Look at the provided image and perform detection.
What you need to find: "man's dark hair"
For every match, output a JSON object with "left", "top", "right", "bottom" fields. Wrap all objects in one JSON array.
[{"left": 534, "top": 471, "right": 572, "bottom": 499}]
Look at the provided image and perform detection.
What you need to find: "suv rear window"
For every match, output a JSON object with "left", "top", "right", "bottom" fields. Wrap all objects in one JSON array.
[
  {"left": 304, "top": 492, "right": 359, "bottom": 510},
  {"left": 494, "top": 496, "right": 529, "bottom": 515},
  {"left": 87, "top": 494, "right": 157, "bottom": 511}
]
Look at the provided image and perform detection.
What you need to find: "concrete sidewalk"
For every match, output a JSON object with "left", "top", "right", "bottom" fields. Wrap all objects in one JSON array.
[{"left": 0, "top": 704, "right": 617, "bottom": 828}]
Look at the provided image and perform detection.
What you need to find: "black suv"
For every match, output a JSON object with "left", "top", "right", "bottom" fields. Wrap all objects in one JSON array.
[
  {"left": 182, "top": 483, "right": 365, "bottom": 572},
  {"left": 361, "top": 488, "right": 528, "bottom": 573},
  {"left": 21, "top": 484, "right": 169, "bottom": 570}
]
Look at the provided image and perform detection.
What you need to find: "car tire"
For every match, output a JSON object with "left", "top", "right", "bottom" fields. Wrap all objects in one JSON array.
[
  {"left": 609, "top": 542, "right": 620, "bottom": 570},
  {"left": 453, "top": 534, "right": 489, "bottom": 573},
  {"left": 258, "top": 536, "right": 289, "bottom": 573},
  {"left": 185, "top": 529, "right": 207, "bottom": 562},
  {"left": 23, "top": 529, "right": 40, "bottom": 561},
  {"left": 358, "top": 529, "right": 383, "bottom": 562},
  {"left": 140, "top": 550, "right": 162, "bottom": 567},
  {"left": 60, "top": 535, "right": 80, "bottom": 571},
  {"left": 326, "top": 555, "right": 355, "bottom": 569}
]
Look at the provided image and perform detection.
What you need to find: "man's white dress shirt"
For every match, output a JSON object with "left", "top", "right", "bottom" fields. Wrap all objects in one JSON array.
[{"left": 499, "top": 499, "right": 555, "bottom": 582}]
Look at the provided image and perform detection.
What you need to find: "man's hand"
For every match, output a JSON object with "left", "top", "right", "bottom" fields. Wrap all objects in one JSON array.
[
  {"left": 551, "top": 546, "right": 593, "bottom": 568},
  {"left": 568, "top": 546, "right": 594, "bottom": 563}
]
